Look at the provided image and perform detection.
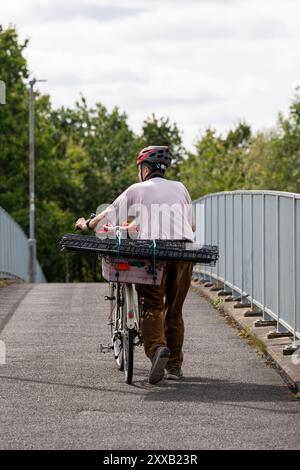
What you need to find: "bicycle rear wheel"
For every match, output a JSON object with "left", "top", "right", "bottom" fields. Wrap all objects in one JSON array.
[
  {"left": 121, "top": 289, "right": 134, "bottom": 384},
  {"left": 109, "top": 282, "right": 124, "bottom": 371},
  {"left": 123, "top": 329, "right": 134, "bottom": 384}
]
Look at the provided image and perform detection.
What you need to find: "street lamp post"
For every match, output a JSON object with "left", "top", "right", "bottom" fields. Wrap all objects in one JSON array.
[{"left": 28, "top": 78, "right": 46, "bottom": 283}]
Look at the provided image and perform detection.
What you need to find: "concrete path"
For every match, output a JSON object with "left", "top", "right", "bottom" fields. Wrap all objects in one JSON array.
[{"left": 0, "top": 283, "right": 299, "bottom": 450}]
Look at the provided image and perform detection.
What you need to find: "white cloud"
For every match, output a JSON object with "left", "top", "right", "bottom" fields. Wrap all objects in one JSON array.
[{"left": 1, "top": 0, "right": 300, "bottom": 149}]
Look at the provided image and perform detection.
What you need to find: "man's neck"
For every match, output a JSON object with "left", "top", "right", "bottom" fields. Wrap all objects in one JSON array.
[{"left": 145, "top": 173, "right": 165, "bottom": 181}]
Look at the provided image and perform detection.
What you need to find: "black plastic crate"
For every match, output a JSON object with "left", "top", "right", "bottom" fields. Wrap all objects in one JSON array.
[{"left": 60, "top": 234, "right": 219, "bottom": 265}]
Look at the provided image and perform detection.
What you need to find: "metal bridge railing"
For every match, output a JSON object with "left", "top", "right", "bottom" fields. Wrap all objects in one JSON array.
[
  {"left": 193, "top": 190, "right": 300, "bottom": 350},
  {"left": 0, "top": 206, "right": 46, "bottom": 283}
]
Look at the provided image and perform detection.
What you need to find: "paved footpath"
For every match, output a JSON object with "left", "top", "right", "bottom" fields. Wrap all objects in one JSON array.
[{"left": 0, "top": 283, "right": 299, "bottom": 450}]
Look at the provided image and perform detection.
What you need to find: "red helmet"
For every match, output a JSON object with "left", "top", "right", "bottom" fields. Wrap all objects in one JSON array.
[{"left": 136, "top": 145, "right": 172, "bottom": 169}]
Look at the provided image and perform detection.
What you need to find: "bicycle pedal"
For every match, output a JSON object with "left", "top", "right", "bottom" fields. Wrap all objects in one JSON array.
[
  {"left": 104, "top": 296, "right": 116, "bottom": 301},
  {"left": 98, "top": 343, "right": 113, "bottom": 354}
]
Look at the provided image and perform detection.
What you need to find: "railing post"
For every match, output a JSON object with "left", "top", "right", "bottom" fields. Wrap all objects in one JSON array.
[
  {"left": 225, "top": 193, "right": 240, "bottom": 302},
  {"left": 217, "top": 194, "right": 219, "bottom": 281},
  {"left": 255, "top": 192, "right": 276, "bottom": 327},
  {"left": 293, "top": 196, "right": 297, "bottom": 348},
  {"left": 267, "top": 195, "right": 292, "bottom": 337},
  {"left": 276, "top": 195, "right": 288, "bottom": 331},
  {"left": 218, "top": 194, "right": 231, "bottom": 297},
  {"left": 204, "top": 197, "right": 214, "bottom": 287},
  {"left": 244, "top": 193, "right": 261, "bottom": 317},
  {"left": 235, "top": 193, "right": 251, "bottom": 309},
  {"left": 194, "top": 201, "right": 201, "bottom": 281},
  {"left": 203, "top": 198, "right": 208, "bottom": 282},
  {"left": 210, "top": 196, "right": 213, "bottom": 284},
  {"left": 240, "top": 194, "right": 245, "bottom": 302},
  {"left": 224, "top": 195, "right": 227, "bottom": 290},
  {"left": 250, "top": 194, "right": 254, "bottom": 310},
  {"left": 232, "top": 194, "right": 235, "bottom": 298},
  {"left": 283, "top": 196, "right": 299, "bottom": 353},
  {"left": 204, "top": 195, "right": 213, "bottom": 287},
  {"left": 277, "top": 195, "right": 280, "bottom": 330},
  {"left": 211, "top": 195, "right": 221, "bottom": 291},
  {"left": 262, "top": 193, "right": 266, "bottom": 319}
]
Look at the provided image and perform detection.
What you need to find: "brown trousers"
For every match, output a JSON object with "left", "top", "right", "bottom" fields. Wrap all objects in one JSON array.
[{"left": 136, "top": 262, "right": 193, "bottom": 369}]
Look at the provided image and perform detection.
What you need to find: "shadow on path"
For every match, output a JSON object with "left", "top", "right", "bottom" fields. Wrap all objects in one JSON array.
[{"left": 1, "top": 373, "right": 299, "bottom": 413}]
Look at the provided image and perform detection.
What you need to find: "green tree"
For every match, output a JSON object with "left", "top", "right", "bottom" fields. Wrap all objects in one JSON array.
[
  {"left": 225, "top": 121, "right": 251, "bottom": 150},
  {"left": 265, "top": 94, "right": 300, "bottom": 192},
  {"left": 180, "top": 123, "right": 251, "bottom": 199},
  {"left": 242, "top": 92, "right": 300, "bottom": 193},
  {"left": 0, "top": 25, "right": 29, "bottom": 213},
  {"left": 43, "top": 98, "right": 141, "bottom": 281}
]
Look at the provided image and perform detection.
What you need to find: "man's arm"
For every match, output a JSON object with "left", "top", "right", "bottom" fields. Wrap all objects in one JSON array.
[
  {"left": 88, "top": 211, "right": 107, "bottom": 230},
  {"left": 75, "top": 186, "right": 133, "bottom": 231},
  {"left": 75, "top": 211, "right": 106, "bottom": 231}
]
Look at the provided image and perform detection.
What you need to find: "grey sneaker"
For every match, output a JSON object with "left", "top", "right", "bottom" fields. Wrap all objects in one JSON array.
[
  {"left": 165, "top": 367, "right": 184, "bottom": 380},
  {"left": 149, "top": 347, "right": 171, "bottom": 384}
]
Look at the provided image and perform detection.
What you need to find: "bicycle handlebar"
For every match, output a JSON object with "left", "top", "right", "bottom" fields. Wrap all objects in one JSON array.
[{"left": 75, "top": 215, "right": 138, "bottom": 235}]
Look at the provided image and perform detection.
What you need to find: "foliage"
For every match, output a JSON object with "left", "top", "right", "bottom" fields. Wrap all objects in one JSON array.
[
  {"left": 180, "top": 122, "right": 251, "bottom": 199},
  {"left": 0, "top": 25, "right": 29, "bottom": 214}
]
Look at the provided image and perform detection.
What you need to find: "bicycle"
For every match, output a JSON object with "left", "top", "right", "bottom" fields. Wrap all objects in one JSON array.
[
  {"left": 74, "top": 220, "right": 163, "bottom": 384},
  {"left": 101, "top": 226, "right": 164, "bottom": 385},
  {"left": 105, "top": 271, "right": 142, "bottom": 384},
  {"left": 66, "top": 220, "right": 219, "bottom": 385}
]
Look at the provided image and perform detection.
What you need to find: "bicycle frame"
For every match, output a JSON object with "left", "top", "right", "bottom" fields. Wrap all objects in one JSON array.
[
  {"left": 102, "top": 225, "right": 158, "bottom": 383},
  {"left": 113, "top": 227, "right": 139, "bottom": 331}
]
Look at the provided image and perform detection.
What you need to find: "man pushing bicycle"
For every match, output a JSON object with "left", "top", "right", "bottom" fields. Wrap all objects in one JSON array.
[{"left": 76, "top": 146, "right": 196, "bottom": 384}]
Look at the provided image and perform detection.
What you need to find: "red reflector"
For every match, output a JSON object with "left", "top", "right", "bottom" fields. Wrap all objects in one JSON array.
[
  {"left": 113, "top": 262, "right": 130, "bottom": 271},
  {"left": 128, "top": 310, "right": 134, "bottom": 319}
]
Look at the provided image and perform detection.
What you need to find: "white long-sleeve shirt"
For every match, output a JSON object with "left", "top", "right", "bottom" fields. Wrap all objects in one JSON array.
[{"left": 103, "top": 177, "right": 195, "bottom": 241}]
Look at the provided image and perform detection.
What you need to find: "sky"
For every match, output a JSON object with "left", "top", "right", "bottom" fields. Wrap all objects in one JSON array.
[{"left": 2, "top": 0, "right": 300, "bottom": 150}]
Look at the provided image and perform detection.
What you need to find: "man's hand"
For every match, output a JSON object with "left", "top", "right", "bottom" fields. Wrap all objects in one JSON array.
[{"left": 75, "top": 217, "right": 88, "bottom": 231}]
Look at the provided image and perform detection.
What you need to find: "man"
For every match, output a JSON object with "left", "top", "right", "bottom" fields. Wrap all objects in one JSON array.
[{"left": 76, "top": 146, "right": 195, "bottom": 384}]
